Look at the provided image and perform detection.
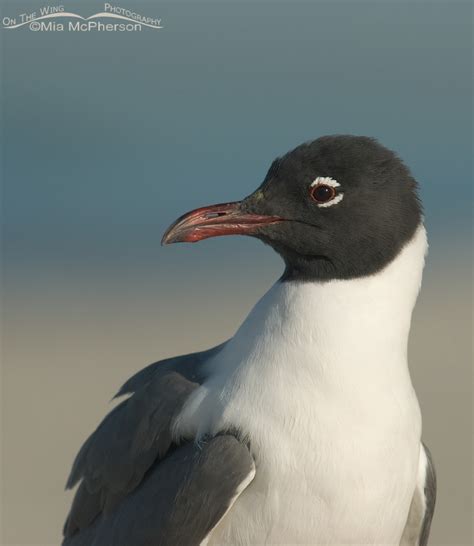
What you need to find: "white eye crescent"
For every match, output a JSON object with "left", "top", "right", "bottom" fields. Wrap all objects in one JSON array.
[{"left": 309, "top": 177, "right": 343, "bottom": 208}]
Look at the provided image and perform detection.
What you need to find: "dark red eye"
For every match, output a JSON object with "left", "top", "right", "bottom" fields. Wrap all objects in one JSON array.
[{"left": 310, "top": 184, "right": 336, "bottom": 204}]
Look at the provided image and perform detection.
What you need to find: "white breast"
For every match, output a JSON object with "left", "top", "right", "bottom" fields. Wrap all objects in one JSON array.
[{"left": 174, "top": 226, "right": 428, "bottom": 545}]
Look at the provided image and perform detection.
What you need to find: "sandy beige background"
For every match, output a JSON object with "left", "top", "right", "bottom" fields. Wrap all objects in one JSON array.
[{"left": 1, "top": 245, "right": 473, "bottom": 546}]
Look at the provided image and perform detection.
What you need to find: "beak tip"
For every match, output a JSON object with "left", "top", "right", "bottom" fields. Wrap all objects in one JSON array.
[
  {"left": 161, "top": 229, "right": 187, "bottom": 246},
  {"left": 161, "top": 234, "right": 174, "bottom": 246}
]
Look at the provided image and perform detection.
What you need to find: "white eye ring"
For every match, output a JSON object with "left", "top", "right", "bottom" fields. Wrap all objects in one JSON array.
[{"left": 310, "top": 176, "right": 344, "bottom": 208}]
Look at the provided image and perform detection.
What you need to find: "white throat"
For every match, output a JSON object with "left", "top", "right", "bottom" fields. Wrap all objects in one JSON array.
[{"left": 174, "top": 224, "right": 427, "bottom": 442}]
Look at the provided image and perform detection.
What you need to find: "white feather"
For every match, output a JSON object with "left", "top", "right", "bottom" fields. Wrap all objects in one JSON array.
[
  {"left": 174, "top": 225, "right": 428, "bottom": 545},
  {"left": 310, "top": 176, "right": 340, "bottom": 188}
]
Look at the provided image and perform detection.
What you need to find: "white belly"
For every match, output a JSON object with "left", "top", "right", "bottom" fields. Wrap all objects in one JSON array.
[{"left": 206, "top": 392, "right": 421, "bottom": 546}]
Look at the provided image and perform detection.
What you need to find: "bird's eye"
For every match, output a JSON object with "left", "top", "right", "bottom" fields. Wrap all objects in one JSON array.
[
  {"left": 309, "top": 177, "right": 343, "bottom": 208},
  {"left": 310, "top": 184, "right": 336, "bottom": 203}
]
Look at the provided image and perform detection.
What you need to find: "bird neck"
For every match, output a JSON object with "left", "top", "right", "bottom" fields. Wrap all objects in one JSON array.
[
  {"left": 173, "top": 226, "right": 426, "bottom": 444},
  {"left": 216, "top": 224, "right": 427, "bottom": 382}
]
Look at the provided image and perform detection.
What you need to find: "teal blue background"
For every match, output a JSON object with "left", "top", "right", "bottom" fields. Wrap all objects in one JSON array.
[
  {"left": 2, "top": 2, "right": 472, "bottom": 545},
  {"left": 3, "top": 0, "right": 472, "bottom": 277}
]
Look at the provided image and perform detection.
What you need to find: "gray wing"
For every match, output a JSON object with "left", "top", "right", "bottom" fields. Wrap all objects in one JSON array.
[
  {"left": 63, "top": 343, "right": 256, "bottom": 545},
  {"left": 63, "top": 435, "right": 255, "bottom": 546},
  {"left": 114, "top": 342, "right": 227, "bottom": 397},
  {"left": 400, "top": 443, "right": 437, "bottom": 546}
]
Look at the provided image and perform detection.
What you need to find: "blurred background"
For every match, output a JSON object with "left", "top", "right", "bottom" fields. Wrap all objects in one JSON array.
[{"left": 1, "top": 1, "right": 472, "bottom": 544}]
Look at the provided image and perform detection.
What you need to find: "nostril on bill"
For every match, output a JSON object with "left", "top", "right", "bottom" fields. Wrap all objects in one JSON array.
[{"left": 206, "top": 212, "right": 227, "bottom": 219}]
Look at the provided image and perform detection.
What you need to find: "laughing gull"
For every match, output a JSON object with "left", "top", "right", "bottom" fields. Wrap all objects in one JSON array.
[{"left": 63, "top": 135, "right": 436, "bottom": 546}]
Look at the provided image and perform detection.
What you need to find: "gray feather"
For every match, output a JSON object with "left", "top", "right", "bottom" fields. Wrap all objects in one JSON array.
[
  {"left": 63, "top": 344, "right": 241, "bottom": 542},
  {"left": 114, "top": 342, "right": 227, "bottom": 398},
  {"left": 419, "top": 443, "right": 436, "bottom": 546},
  {"left": 400, "top": 443, "right": 437, "bottom": 546},
  {"left": 63, "top": 435, "right": 255, "bottom": 546}
]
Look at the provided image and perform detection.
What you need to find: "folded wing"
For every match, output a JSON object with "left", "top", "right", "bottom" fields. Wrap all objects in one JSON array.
[{"left": 63, "top": 343, "right": 255, "bottom": 545}]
